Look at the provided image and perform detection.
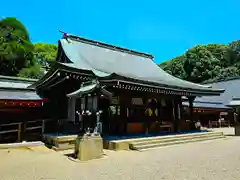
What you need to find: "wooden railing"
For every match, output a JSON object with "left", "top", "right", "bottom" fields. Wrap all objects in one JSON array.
[
  {"left": 0, "top": 122, "right": 21, "bottom": 142},
  {"left": 0, "top": 119, "right": 52, "bottom": 143}
]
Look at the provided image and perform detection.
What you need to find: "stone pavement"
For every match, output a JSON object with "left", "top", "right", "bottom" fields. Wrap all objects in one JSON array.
[{"left": 0, "top": 128, "right": 240, "bottom": 180}]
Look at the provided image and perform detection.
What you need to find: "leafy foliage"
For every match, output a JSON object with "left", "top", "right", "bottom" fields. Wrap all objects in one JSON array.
[
  {"left": 0, "top": 17, "right": 57, "bottom": 78},
  {"left": 1, "top": 17, "right": 30, "bottom": 41},
  {"left": 18, "top": 63, "right": 45, "bottom": 79},
  {"left": 34, "top": 43, "right": 57, "bottom": 68},
  {"left": 160, "top": 42, "right": 240, "bottom": 83},
  {"left": 0, "top": 17, "right": 34, "bottom": 76}
]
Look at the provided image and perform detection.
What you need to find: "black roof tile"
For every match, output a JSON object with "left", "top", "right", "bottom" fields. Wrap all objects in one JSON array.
[{"left": 196, "top": 78, "right": 240, "bottom": 105}]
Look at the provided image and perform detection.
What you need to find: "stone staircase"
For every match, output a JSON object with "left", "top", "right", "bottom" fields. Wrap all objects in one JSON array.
[{"left": 129, "top": 132, "right": 225, "bottom": 151}]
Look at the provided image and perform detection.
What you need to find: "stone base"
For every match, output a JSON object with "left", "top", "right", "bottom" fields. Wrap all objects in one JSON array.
[
  {"left": 43, "top": 134, "right": 77, "bottom": 151},
  {"left": 235, "top": 125, "right": 240, "bottom": 136},
  {"left": 103, "top": 140, "right": 130, "bottom": 151},
  {"left": 75, "top": 135, "right": 103, "bottom": 161}
]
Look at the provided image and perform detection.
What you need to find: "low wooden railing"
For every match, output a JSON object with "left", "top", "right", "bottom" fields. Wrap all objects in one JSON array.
[
  {"left": 0, "top": 122, "right": 21, "bottom": 142},
  {"left": 0, "top": 119, "right": 53, "bottom": 143}
]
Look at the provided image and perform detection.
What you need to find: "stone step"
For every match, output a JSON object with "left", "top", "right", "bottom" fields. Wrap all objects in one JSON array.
[
  {"left": 131, "top": 132, "right": 223, "bottom": 147},
  {"left": 130, "top": 135, "right": 225, "bottom": 151},
  {"left": 136, "top": 136, "right": 226, "bottom": 151},
  {"left": 115, "top": 131, "right": 222, "bottom": 144},
  {"left": 139, "top": 136, "right": 226, "bottom": 152}
]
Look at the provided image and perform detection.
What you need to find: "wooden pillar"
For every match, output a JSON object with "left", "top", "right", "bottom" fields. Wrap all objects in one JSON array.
[
  {"left": 17, "top": 122, "right": 22, "bottom": 142},
  {"left": 67, "top": 97, "right": 76, "bottom": 122},
  {"left": 119, "top": 95, "right": 127, "bottom": 135},
  {"left": 93, "top": 96, "right": 98, "bottom": 111},
  {"left": 233, "top": 109, "right": 238, "bottom": 125},
  {"left": 178, "top": 97, "right": 183, "bottom": 130},
  {"left": 18, "top": 121, "right": 26, "bottom": 142},
  {"left": 172, "top": 98, "right": 176, "bottom": 132},
  {"left": 42, "top": 120, "right": 45, "bottom": 134},
  {"left": 188, "top": 96, "right": 196, "bottom": 129},
  {"left": 158, "top": 98, "right": 162, "bottom": 120},
  {"left": 172, "top": 96, "right": 181, "bottom": 133}
]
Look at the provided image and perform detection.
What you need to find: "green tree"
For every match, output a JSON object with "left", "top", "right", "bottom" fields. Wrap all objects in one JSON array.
[
  {"left": 18, "top": 63, "right": 45, "bottom": 79},
  {"left": 0, "top": 17, "right": 34, "bottom": 76},
  {"left": 229, "top": 40, "right": 240, "bottom": 64},
  {"left": 0, "top": 17, "right": 58, "bottom": 79},
  {"left": 159, "top": 41, "right": 240, "bottom": 83},
  {"left": 183, "top": 45, "right": 221, "bottom": 83},
  {"left": 160, "top": 56, "right": 186, "bottom": 79},
  {"left": 34, "top": 43, "right": 57, "bottom": 68},
  {"left": 205, "top": 44, "right": 233, "bottom": 67},
  {"left": 18, "top": 42, "right": 58, "bottom": 79}
]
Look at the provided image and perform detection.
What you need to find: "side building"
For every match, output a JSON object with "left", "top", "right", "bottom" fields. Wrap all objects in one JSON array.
[
  {"left": 183, "top": 78, "right": 240, "bottom": 127},
  {"left": 0, "top": 76, "right": 48, "bottom": 143}
]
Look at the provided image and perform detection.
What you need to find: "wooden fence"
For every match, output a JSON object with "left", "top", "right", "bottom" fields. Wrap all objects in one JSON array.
[{"left": 0, "top": 119, "right": 52, "bottom": 143}]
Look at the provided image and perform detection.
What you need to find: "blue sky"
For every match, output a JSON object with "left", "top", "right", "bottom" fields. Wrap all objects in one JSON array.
[{"left": 1, "top": 0, "right": 240, "bottom": 63}]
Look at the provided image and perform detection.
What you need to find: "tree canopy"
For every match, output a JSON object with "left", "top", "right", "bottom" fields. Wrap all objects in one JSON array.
[
  {"left": 0, "top": 17, "right": 57, "bottom": 79},
  {"left": 159, "top": 41, "right": 240, "bottom": 83},
  {"left": 0, "top": 17, "right": 34, "bottom": 76},
  {"left": 34, "top": 42, "right": 58, "bottom": 68}
]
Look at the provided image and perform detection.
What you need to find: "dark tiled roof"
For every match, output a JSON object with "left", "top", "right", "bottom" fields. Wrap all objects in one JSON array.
[
  {"left": 0, "top": 76, "right": 42, "bottom": 100},
  {"left": 0, "top": 89, "right": 42, "bottom": 100},
  {"left": 0, "top": 75, "right": 37, "bottom": 89},
  {"left": 228, "top": 98, "right": 240, "bottom": 106},
  {"left": 195, "top": 78, "right": 240, "bottom": 105},
  {"left": 57, "top": 34, "right": 223, "bottom": 95},
  {"left": 67, "top": 80, "right": 99, "bottom": 97},
  {"left": 182, "top": 101, "right": 231, "bottom": 109}
]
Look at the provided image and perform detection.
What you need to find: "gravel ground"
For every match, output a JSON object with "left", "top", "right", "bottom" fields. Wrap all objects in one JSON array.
[{"left": 0, "top": 128, "right": 240, "bottom": 180}]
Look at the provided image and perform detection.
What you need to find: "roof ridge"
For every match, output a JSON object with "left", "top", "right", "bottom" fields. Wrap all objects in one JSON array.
[{"left": 64, "top": 33, "right": 154, "bottom": 59}]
